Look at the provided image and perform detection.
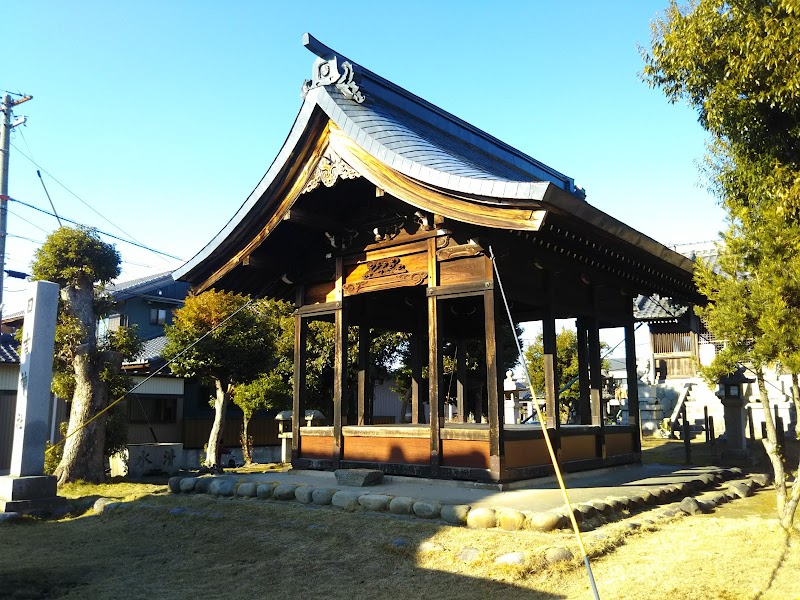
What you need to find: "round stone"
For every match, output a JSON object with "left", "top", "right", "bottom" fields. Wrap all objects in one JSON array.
[
  {"left": 750, "top": 473, "right": 771, "bottom": 487},
  {"left": 441, "top": 504, "right": 470, "bottom": 525},
  {"left": 418, "top": 541, "right": 444, "bottom": 552},
  {"left": 93, "top": 497, "right": 116, "bottom": 514},
  {"left": 728, "top": 482, "right": 752, "bottom": 499},
  {"left": 256, "top": 483, "right": 277, "bottom": 499},
  {"left": 679, "top": 497, "right": 704, "bottom": 515},
  {"left": 236, "top": 482, "right": 258, "bottom": 498},
  {"left": 495, "top": 551, "right": 525, "bottom": 566},
  {"left": 359, "top": 494, "right": 392, "bottom": 512},
  {"left": 332, "top": 491, "right": 363, "bottom": 511},
  {"left": 544, "top": 547, "right": 573, "bottom": 565},
  {"left": 0, "top": 512, "right": 22, "bottom": 523},
  {"left": 168, "top": 477, "right": 183, "bottom": 494},
  {"left": 273, "top": 484, "right": 299, "bottom": 500},
  {"left": 413, "top": 501, "right": 442, "bottom": 519},
  {"left": 466, "top": 507, "right": 496, "bottom": 529},
  {"left": 294, "top": 486, "right": 315, "bottom": 504},
  {"left": 216, "top": 480, "right": 235, "bottom": 497},
  {"left": 528, "top": 511, "right": 562, "bottom": 532},
  {"left": 194, "top": 478, "right": 212, "bottom": 494},
  {"left": 179, "top": 478, "right": 198, "bottom": 493},
  {"left": 497, "top": 509, "right": 526, "bottom": 531},
  {"left": 457, "top": 547, "right": 481, "bottom": 563},
  {"left": 589, "top": 501, "right": 613, "bottom": 516},
  {"left": 311, "top": 488, "right": 337, "bottom": 505},
  {"left": 388, "top": 496, "right": 415, "bottom": 515}
]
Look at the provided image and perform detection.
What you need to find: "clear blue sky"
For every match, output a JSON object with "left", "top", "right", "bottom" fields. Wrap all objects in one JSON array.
[{"left": 1, "top": 1, "right": 724, "bottom": 316}]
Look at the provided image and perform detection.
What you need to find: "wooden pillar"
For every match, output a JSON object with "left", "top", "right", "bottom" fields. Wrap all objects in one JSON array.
[
  {"left": 410, "top": 333, "right": 424, "bottom": 424},
  {"left": 576, "top": 318, "right": 592, "bottom": 425},
  {"left": 332, "top": 258, "right": 346, "bottom": 468},
  {"left": 456, "top": 340, "right": 467, "bottom": 423},
  {"left": 542, "top": 315, "right": 561, "bottom": 440},
  {"left": 428, "top": 238, "right": 443, "bottom": 474},
  {"left": 484, "top": 285, "right": 505, "bottom": 478},
  {"left": 357, "top": 325, "right": 371, "bottom": 426},
  {"left": 587, "top": 316, "right": 606, "bottom": 458},
  {"left": 624, "top": 317, "right": 642, "bottom": 453},
  {"left": 291, "top": 311, "right": 307, "bottom": 462}
]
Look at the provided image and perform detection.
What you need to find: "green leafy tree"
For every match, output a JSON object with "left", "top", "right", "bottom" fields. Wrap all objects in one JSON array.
[
  {"left": 524, "top": 328, "right": 608, "bottom": 423},
  {"left": 643, "top": 0, "right": 800, "bottom": 529},
  {"left": 31, "top": 226, "right": 141, "bottom": 484},
  {"left": 232, "top": 372, "right": 291, "bottom": 464},
  {"left": 162, "top": 291, "right": 278, "bottom": 470}
]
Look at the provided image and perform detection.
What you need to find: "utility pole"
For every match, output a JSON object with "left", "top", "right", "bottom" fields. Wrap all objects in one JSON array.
[{"left": 0, "top": 92, "right": 33, "bottom": 325}]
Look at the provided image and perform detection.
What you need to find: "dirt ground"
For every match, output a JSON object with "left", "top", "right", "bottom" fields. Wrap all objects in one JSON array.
[{"left": 1, "top": 438, "right": 798, "bottom": 600}]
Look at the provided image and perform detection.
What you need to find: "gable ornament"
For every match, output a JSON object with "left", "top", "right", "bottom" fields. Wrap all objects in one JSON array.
[{"left": 303, "top": 149, "right": 360, "bottom": 194}]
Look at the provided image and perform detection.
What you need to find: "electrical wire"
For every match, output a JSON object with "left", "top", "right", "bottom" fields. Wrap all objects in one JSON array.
[
  {"left": 6, "top": 195, "right": 184, "bottom": 261},
  {"left": 9, "top": 142, "right": 169, "bottom": 262},
  {"left": 8, "top": 208, "right": 50, "bottom": 234},
  {"left": 489, "top": 245, "right": 601, "bottom": 600},
  {"left": 45, "top": 295, "right": 260, "bottom": 456}
]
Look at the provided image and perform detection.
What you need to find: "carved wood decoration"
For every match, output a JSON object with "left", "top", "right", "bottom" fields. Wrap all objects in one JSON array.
[
  {"left": 363, "top": 257, "right": 407, "bottom": 279},
  {"left": 303, "top": 149, "right": 360, "bottom": 194},
  {"left": 343, "top": 256, "right": 428, "bottom": 296},
  {"left": 436, "top": 242, "right": 484, "bottom": 261}
]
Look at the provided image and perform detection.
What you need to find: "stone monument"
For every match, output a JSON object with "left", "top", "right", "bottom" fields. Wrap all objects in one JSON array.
[{"left": 0, "top": 280, "right": 64, "bottom": 513}]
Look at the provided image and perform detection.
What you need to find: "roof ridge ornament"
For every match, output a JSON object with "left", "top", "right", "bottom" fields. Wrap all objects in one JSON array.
[{"left": 301, "top": 33, "right": 365, "bottom": 103}]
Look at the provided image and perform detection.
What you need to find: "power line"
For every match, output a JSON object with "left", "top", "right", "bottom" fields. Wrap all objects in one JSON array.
[
  {"left": 5, "top": 195, "right": 184, "bottom": 261},
  {"left": 8, "top": 208, "right": 50, "bottom": 234},
  {"left": 10, "top": 142, "right": 166, "bottom": 260}
]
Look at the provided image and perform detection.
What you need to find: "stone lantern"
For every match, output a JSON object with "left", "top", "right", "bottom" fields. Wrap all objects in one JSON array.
[{"left": 716, "top": 367, "right": 754, "bottom": 463}]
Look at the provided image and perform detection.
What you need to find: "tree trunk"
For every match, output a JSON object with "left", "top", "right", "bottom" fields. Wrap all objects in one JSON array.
[
  {"left": 206, "top": 379, "right": 231, "bottom": 471},
  {"left": 54, "top": 352, "right": 108, "bottom": 484},
  {"left": 756, "top": 370, "right": 789, "bottom": 523},
  {"left": 791, "top": 373, "right": 800, "bottom": 439},
  {"left": 241, "top": 412, "right": 252, "bottom": 465},
  {"left": 54, "top": 281, "right": 110, "bottom": 485}
]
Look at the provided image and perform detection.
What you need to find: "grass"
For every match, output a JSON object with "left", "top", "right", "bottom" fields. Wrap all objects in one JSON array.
[
  {"left": 1, "top": 474, "right": 799, "bottom": 599},
  {"left": 2, "top": 437, "right": 798, "bottom": 599}
]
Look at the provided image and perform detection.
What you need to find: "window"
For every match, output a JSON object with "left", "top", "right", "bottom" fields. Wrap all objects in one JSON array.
[
  {"left": 128, "top": 396, "right": 178, "bottom": 423},
  {"left": 150, "top": 308, "right": 168, "bottom": 325}
]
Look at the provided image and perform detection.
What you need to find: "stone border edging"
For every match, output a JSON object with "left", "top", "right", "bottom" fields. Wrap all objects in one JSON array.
[{"left": 162, "top": 466, "right": 770, "bottom": 535}]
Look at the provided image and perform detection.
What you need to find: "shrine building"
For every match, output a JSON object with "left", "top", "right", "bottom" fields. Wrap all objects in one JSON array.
[{"left": 175, "top": 34, "right": 699, "bottom": 483}]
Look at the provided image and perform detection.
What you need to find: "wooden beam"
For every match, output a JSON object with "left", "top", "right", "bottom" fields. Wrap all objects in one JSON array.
[
  {"left": 332, "top": 257, "right": 346, "bottom": 468},
  {"left": 357, "top": 325, "right": 371, "bottom": 426},
  {"left": 428, "top": 238, "right": 443, "bottom": 475},
  {"left": 624, "top": 316, "right": 642, "bottom": 453},
  {"left": 587, "top": 316, "right": 606, "bottom": 458},
  {"left": 576, "top": 317, "right": 592, "bottom": 425},
  {"left": 542, "top": 315, "right": 560, "bottom": 434},
  {"left": 283, "top": 208, "right": 344, "bottom": 232},
  {"left": 484, "top": 285, "right": 505, "bottom": 479},
  {"left": 292, "top": 311, "right": 307, "bottom": 462}
]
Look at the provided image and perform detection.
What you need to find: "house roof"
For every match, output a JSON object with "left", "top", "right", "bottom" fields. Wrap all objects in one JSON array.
[
  {"left": 126, "top": 335, "right": 168, "bottom": 365},
  {"left": 106, "top": 272, "right": 177, "bottom": 301},
  {"left": 175, "top": 34, "right": 696, "bottom": 302},
  {"left": 0, "top": 334, "right": 20, "bottom": 364},
  {"left": 634, "top": 294, "right": 689, "bottom": 322}
]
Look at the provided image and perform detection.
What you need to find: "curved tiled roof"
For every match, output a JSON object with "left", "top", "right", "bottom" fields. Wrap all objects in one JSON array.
[{"left": 175, "top": 34, "right": 695, "bottom": 299}]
